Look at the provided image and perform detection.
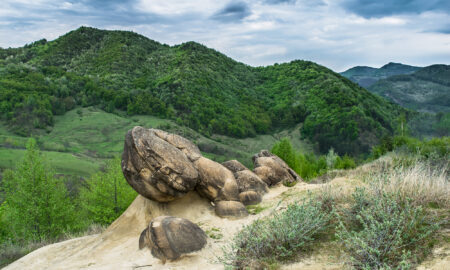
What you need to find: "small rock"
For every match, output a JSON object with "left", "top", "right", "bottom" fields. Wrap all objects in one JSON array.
[
  {"left": 252, "top": 150, "right": 302, "bottom": 186},
  {"left": 222, "top": 160, "right": 268, "bottom": 205},
  {"left": 195, "top": 157, "right": 240, "bottom": 202},
  {"left": 139, "top": 216, "right": 207, "bottom": 262},
  {"left": 215, "top": 201, "right": 249, "bottom": 218}
]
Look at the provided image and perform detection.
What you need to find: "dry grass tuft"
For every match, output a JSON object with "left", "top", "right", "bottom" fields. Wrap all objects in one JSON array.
[{"left": 364, "top": 161, "right": 449, "bottom": 208}]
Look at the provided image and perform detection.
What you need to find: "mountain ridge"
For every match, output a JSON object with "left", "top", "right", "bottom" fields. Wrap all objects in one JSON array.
[
  {"left": 340, "top": 62, "right": 421, "bottom": 88},
  {"left": 368, "top": 64, "right": 450, "bottom": 113},
  {"left": 0, "top": 26, "right": 405, "bottom": 155}
]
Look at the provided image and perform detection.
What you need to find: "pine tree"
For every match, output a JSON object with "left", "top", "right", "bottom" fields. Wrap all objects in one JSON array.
[
  {"left": 1, "top": 138, "right": 79, "bottom": 242},
  {"left": 79, "top": 157, "right": 137, "bottom": 225},
  {"left": 271, "top": 137, "right": 297, "bottom": 170}
]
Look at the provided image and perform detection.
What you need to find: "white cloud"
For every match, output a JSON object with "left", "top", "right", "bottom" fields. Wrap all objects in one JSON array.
[{"left": 0, "top": 0, "right": 449, "bottom": 71}]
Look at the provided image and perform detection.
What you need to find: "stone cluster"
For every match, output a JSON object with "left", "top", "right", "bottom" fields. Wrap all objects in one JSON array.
[{"left": 122, "top": 126, "right": 302, "bottom": 262}]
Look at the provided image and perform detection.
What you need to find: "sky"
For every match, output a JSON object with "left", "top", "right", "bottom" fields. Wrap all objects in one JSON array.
[{"left": 1, "top": 0, "right": 449, "bottom": 71}]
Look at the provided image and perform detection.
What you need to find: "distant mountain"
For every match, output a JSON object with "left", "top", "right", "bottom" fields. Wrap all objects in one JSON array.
[
  {"left": 0, "top": 27, "right": 405, "bottom": 155},
  {"left": 341, "top": 62, "right": 421, "bottom": 88},
  {"left": 368, "top": 65, "right": 450, "bottom": 113}
]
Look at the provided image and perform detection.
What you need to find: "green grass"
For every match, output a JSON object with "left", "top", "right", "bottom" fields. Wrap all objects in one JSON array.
[
  {"left": 0, "top": 107, "right": 313, "bottom": 178},
  {"left": 0, "top": 148, "right": 100, "bottom": 178}
]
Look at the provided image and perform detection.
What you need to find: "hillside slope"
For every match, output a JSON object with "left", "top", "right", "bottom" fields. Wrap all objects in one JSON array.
[
  {"left": 340, "top": 62, "right": 420, "bottom": 88},
  {"left": 0, "top": 27, "right": 405, "bottom": 155},
  {"left": 0, "top": 178, "right": 361, "bottom": 270},
  {"left": 367, "top": 65, "right": 450, "bottom": 113}
]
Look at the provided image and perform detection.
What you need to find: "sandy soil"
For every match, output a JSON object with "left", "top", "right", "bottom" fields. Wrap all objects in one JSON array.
[{"left": 4, "top": 178, "right": 449, "bottom": 270}]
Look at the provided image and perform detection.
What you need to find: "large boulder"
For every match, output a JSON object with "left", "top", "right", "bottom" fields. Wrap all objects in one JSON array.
[
  {"left": 252, "top": 150, "right": 302, "bottom": 186},
  {"left": 121, "top": 127, "right": 199, "bottom": 202},
  {"left": 222, "top": 160, "right": 268, "bottom": 205},
  {"left": 139, "top": 216, "right": 207, "bottom": 263}
]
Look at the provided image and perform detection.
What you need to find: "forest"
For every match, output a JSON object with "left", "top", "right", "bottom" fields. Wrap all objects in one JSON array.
[{"left": 0, "top": 26, "right": 427, "bottom": 156}]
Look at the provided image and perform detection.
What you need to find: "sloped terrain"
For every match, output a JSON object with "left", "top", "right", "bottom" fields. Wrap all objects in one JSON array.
[
  {"left": 2, "top": 181, "right": 336, "bottom": 270},
  {"left": 5, "top": 170, "right": 449, "bottom": 270}
]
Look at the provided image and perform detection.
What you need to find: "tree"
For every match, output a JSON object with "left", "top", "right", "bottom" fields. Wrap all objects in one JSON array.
[
  {"left": 1, "top": 139, "right": 79, "bottom": 242},
  {"left": 79, "top": 158, "right": 137, "bottom": 225},
  {"left": 271, "top": 138, "right": 297, "bottom": 170}
]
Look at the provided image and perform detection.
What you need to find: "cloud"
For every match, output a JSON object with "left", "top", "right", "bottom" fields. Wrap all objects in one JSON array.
[
  {"left": 265, "top": 0, "right": 297, "bottom": 4},
  {"left": 211, "top": 1, "right": 251, "bottom": 22},
  {"left": 0, "top": 0, "right": 449, "bottom": 71},
  {"left": 341, "top": 0, "right": 450, "bottom": 18},
  {"left": 264, "top": 0, "right": 325, "bottom": 6}
]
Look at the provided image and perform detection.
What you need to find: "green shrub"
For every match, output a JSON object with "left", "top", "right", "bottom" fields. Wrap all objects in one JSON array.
[
  {"left": 336, "top": 189, "right": 439, "bottom": 269},
  {"left": 222, "top": 198, "right": 332, "bottom": 268},
  {"left": 335, "top": 155, "right": 356, "bottom": 169}
]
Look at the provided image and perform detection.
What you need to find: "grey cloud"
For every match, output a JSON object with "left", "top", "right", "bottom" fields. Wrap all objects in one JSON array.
[
  {"left": 265, "top": 0, "right": 297, "bottom": 4},
  {"left": 264, "top": 0, "right": 325, "bottom": 6},
  {"left": 432, "top": 24, "right": 450, "bottom": 34},
  {"left": 211, "top": 1, "right": 251, "bottom": 22},
  {"left": 341, "top": 0, "right": 450, "bottom": 18}
]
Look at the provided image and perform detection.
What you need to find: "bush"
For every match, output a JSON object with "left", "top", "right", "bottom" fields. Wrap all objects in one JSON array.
[
  {"left": 222, "top": 198, "right": 332, "bottom": 268},
  {"left": 336, "top": 189, "right": 439, "bottom": 269},
  {"left": 335, "top": 155, "right": 356, "bottom": 170}
]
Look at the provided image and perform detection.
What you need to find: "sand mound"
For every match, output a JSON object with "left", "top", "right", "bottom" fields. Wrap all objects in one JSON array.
[{"left": 4, "top": 179, "right": 449, "bottom": 270}]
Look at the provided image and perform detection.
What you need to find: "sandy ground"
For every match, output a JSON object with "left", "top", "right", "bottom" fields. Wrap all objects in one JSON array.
[{"left": 4, "top": 178, "right": 449, "bottom": 270}]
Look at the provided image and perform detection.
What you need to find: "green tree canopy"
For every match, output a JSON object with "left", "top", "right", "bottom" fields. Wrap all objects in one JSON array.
[
  {"left": 79, "top": 157, "right": 137, "bottom": 225},
  {"left": 1, "top": 138, "right": 79, "bottom": 242}
]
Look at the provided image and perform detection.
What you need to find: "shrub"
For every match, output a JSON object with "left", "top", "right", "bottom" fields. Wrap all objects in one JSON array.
[
  {"left": 336, "top": 189, "right": 439, "bottom": 269},
  {"left": 335, "top": 155, "right": 356, "bottom": 170},
  {"left": 222, "top": 198, "right": 332, "bottom": 268}
]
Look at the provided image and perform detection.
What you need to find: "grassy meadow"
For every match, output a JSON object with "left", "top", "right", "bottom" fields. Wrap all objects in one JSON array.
[{"left": 0, "top": 106, "right": 313, "bottom": 178}]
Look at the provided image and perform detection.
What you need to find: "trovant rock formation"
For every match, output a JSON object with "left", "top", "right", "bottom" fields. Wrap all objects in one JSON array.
[
  {"left": 121, "top": 126, "right": 248, "bottom": 217},
  {"left": 252, "top": 150, "right": 303, "bottom": 186},
  {"left": 222, "top": 160, "right": 268, "bottom": 205},
  {"left": 139, "top": 216, "right": 207, "bottom": 263}
]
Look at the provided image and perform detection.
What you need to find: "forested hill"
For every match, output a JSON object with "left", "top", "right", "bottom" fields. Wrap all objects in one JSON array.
[
  {"left": 368, "top": 64, "right": 450, "bottom": 113},
  {"left": 340, "top": 62, "right": 421, "bottom": 88},
  {"left": 0, "top": 26, "right": 405, "bottom": 155}
]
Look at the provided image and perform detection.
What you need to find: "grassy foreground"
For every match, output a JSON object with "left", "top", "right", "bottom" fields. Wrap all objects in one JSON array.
[{"left": 222, "top": 153, "right": 449, "bottom": 269}]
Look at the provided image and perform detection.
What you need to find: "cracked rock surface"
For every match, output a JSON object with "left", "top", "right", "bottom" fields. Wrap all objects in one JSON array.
[{"left": 122, "top": 126, "right": 199, "bottom": 202}]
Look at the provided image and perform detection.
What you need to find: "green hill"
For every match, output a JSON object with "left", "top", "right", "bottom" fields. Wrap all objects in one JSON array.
[
  {"left": 0, "top": 26, "right": 406, "bottom": 156},
  {"left": 340, "top": 62, "right": 421, "bottom": 88},
  {"left": 368, "top": 65, "right": 450, "bottom": 113}
]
